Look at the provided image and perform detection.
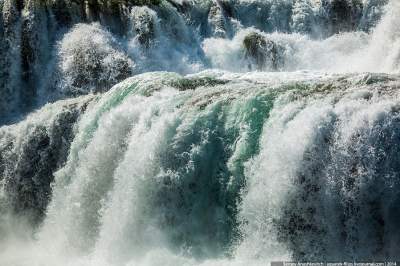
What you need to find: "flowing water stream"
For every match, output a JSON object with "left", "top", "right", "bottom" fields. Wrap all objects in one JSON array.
[{"left": 1, "top": 0, "right": 400, "bottom": 265}]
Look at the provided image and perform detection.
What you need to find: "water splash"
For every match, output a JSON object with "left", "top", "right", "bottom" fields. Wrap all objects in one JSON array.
[
  {"left": 1, "top": 0, "right": 400, "bottom": 265},
  {"left": 2, "top": 72, "right": 400, "bottom": 265},
  {"left": 0, "top": 0, "right": 394, "bottom": 122}
]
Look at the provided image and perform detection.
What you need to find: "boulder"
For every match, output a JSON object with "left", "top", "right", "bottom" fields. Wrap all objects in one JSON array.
[{"left": 243, "top": 32, "right": 284, "bottom": 71}]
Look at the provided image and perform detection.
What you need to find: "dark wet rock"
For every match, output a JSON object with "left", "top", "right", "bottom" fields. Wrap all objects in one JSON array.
[
  {"left": 243, "top": 32, "right": 284, "bottom": 71},
  {"left": 0, "top": 98, "right": 93, "bottom": 226},
  {"left": 319, "top": 0, "right": 364, "bottom": 35},
  {"left": 170, "top": 77, "right": 228, "bottom": 91}
]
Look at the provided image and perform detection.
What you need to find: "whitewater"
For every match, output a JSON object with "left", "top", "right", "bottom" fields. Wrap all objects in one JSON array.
[{"left": 1, "top": 0, "right": 400, "bottom": 265}]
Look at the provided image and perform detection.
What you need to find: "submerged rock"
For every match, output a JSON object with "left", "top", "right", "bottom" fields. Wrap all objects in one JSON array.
[{"left": 243, "top": 32, "right": 284, "bottom": 71}]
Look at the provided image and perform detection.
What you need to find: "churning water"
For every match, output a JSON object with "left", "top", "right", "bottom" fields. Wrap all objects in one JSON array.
[{"left": 1, "top": 0, "right": 400, "bottom": 265}]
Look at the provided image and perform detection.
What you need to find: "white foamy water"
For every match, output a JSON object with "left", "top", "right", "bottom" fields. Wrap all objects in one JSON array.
[{"left": 0, "top": 0, "right": 400, "bottom": 265}]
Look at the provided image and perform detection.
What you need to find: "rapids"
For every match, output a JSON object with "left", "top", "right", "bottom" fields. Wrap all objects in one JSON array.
[{"left": 1, "top": 0, "right": 400, "bottom": 265}]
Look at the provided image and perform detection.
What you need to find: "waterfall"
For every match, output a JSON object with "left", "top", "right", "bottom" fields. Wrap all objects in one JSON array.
[
  {"left": 0, "top": 0, "right": 391, "bottom": 123},
  {"left": 1, "top": 0, "right": 400, "bottom": 265},
  {"left": 2, "top": 72, "right": 400, "bottom": 265}
]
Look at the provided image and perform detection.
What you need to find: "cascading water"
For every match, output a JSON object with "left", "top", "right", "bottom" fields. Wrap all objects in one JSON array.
[{"left": 1, "top": 0, "right": 400, "bottom": 265}]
